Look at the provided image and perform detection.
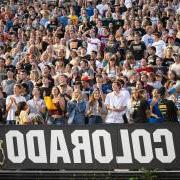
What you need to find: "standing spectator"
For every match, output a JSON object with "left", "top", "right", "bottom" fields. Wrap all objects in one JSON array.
[
  {"left": 87, "top": 88, "right": 106, "bottom": 124},
  {"left": 81, "top": 75, "right": 93, "bottom": 100},
  {"left": 0, "top": 57, "right": 6, "bottom": 82},
  {"left": 152, "top": 32, "right": 166, "bottom": 58},
  {"left": 147, "top": 46, "right": 157, "bottom": 65},
  {"left": 18, "top": 70, "right": 34, "bottom": 94},
  {"left": 67, "top": 89, "right": 87, "bottom": 124},
  {"left": 127, "top": 88, "right": 149, "bottom": 123},
  {"left": 142, "top": 26, "right": 154, "bottom": 47},
  {"left": 59, "top": 9, "right": 68, "bottom": 27},
  {"left": 104, "top": 80, "right": 128, "bottom": 124},
  {"left": 1, "top": 68, "right": 15, "bottom": 96},
  {"left": 151, "top": 87, "right": 178, "bottom": 122},
  {"left": 96, "top": 0, "right": 109, "bottom": 16},
  {"left": 0, "top": 86, "right": 6, "bottom": 124},
  {"left": 85, "top": 28, "right": 101, "bottom": 55},
  {"left": 6, "top": 84, "right": 26, "bottom": 125},
  {"left": 169, "top": 53, "right": 180, "bottom": 79},
  {"left": 68, "top": 7, "right": 78, "bottom": 26},
  {"left": 40, "top": 75, "right": 53, "bottom": 98},
  {"left": 0, "top": 0, "right": 178, "bottom": 125},
  {"left": 58, "top": 74, "right": 73, "bottom": 97},
  {"left": 104, "top": 56, "right": 119, "bottom": 79},
  {"left": 46, "top": 86, "right": 66, "bottom": 125},
  {"left": 129, "top": 32, "right": 146, "bottom": 61},
  {"left": 27, "top": 87, "right": 46, "bottom": 120}
]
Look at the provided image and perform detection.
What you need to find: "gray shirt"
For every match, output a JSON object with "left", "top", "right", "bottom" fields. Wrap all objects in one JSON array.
[{"left": 27, "top": 98, "right": 46, "bottom": 114}]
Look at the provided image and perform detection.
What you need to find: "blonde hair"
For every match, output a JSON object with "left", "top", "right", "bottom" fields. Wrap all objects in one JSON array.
[{"left": 72, "top": 89, "right": 83, "bottom": 101}]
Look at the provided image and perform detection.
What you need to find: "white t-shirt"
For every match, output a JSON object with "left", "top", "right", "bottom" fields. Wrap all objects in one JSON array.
[
  {"left": 105, "top": 91, "right": 128, "bottom": 124},
  {"left": 170, "top": 63, "right": 180, "bottom": 78},
  {"left": 96, "top": 60, "right": 103, "bottom": 69},
  {"left": 87, "top": 38, "right": 101, "bottom": 55},
  {"left": 150, "top": 16, "right": 159, "bottom": 25},
  {"left": 121, "top": 88, "right": 130, "bottom": 113},
  {"left": 125, "top": 0, "right": 132, "bottom": 8},
  {"left": 152, "top": 40, "right": 166, "bottom": 58},
  {"left": 142, "top": 34, "right": 154, "bottom": 47},
  {"left": 96, "top": 3, "right": 108, "bottom": 15},
  {"left": 6, "top": 95, "right": 26, "bottom": 121},
  {"left": 38, "top": 61, "right": 52, "bottom": 71}
]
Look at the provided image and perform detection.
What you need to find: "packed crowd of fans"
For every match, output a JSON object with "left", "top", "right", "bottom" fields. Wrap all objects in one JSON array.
[{"left": 0, "top": 0, "right": 179, "bottom": 125}]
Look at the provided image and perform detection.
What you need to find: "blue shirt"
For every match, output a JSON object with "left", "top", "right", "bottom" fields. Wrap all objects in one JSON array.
[
  {"left": 5, "top": 20, "right": 13, "bottom": 32},
  {"left": 148, "top": 99, "right": 164, "bottom": 123},
  {"left": 86, "top": 7, "right": 94, "bottom": 17},
  {"left": 102, "top": 83, "right": 112, "bottom": 94},
  {"left": 58, "top": 16, "right": 68, "bottom": 27},
  {"left": 40, "top": 18, "right": 49, "bottom": 27}
]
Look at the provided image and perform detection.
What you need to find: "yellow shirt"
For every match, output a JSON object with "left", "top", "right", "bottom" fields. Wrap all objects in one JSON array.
[
  {"left": 68, "top": 15, "right": 78, "bottom": 25},
  {"left": 19, "top": 111, "right": 29, "bottom": 125}
]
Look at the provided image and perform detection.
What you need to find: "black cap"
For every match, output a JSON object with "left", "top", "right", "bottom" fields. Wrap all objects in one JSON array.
[{"left": 6, "top": 65, "right": 16, "bottom": 73}]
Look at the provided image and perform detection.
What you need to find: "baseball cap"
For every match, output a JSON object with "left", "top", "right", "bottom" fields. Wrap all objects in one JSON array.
[{"left": 81, "top": 75, "right": 90, "bottom": 81}]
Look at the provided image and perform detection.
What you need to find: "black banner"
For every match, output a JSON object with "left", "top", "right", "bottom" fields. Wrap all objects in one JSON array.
[{"left": 0, "top": 124, "right": 180, "bottom": 170}]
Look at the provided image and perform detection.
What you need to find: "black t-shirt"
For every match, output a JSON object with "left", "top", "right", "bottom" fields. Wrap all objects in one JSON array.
[
  {"left": 105, "top": 42, "right": 119, "bottom": 54},
  {"left": 144, "top": 84, "right": 154, "bottom": 98},
  {"left": 114, "top": 19, "right": 124, "bottom": 28},
  {"left": 102, "top": 18, "right": 113, "bottom": 27},
  {"left": 52, "top": 58, "right": 69, "bottom": 66},
  {"left": 134, "top": 27, "right": 146, "bottom": 36},
  {"left": 163, "top": 58, "right": 174, "bottom": 67},
  {"left": 147, "top": 55, "right": 158, "bottom": 65},
  {"left": 133, "top": 99, "right": 149, "bottom": 123},
  {"left": 12, "top": 24, "right": 21, "bottom": 32},
  {"left": 175, "top": 38, "right": 180, "bottom": 46},
  {"left": 0, "top": 98, "right": 6, "bottom": 124},
  {"left": 130, "top": 41, "right": 146, "bottom": 60},
  {"left": 80, "top": 55, "right": 91, "bottom": 61},
  {"left": 118, "top": 47, "right": 127, "bottom": 61},
  {"left": 158, "top": 99, "right": 178, "bottom": 122},
  {"left": 119, "top": 6, "right": 127, "bottom": 14},
  {"left": 68, "top": 39, "right": 82, "bottom": 50}
]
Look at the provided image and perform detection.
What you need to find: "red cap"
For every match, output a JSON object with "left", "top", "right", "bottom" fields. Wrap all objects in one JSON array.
[
  {"left": 167, "top": 36, "right": 175, "bottom": 41},
  {"left": 81, "top": 76, "right": 90, "bottom": 81}
]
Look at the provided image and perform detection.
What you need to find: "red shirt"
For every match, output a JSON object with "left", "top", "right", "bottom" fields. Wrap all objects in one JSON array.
[{"left": 136, "top": 66, "right": 153, "bottom": 73}]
